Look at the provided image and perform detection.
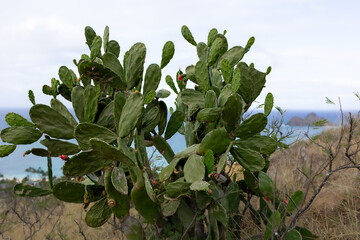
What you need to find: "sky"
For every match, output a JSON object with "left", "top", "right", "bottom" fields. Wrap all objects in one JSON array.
[{"left": 0, "top": 0, "right": 359, "bottom": 110}]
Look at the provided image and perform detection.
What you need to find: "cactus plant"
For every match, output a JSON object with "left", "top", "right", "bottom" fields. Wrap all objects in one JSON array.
[{"left": 0, "top": 25, "right": 317, "bottom": 239}]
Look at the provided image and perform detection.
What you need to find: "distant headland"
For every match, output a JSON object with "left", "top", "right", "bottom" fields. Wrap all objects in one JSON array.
[{"left": 287, "top": 112, "right": 331, "bottom": 126}]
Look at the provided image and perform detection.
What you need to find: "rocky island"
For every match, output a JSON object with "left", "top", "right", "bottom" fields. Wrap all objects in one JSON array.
[{"left": 287, "top": 112, "right": 329, "bottom": 126}]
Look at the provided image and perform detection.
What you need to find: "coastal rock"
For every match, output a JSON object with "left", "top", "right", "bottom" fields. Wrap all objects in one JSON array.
[{"left": 287, "top": 112, "right": 327, "bottom": 126}]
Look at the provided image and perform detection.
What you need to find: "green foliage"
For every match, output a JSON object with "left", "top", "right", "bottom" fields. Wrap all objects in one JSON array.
[{"left": 0, "top": 25, "right": 316, "bottom": 239}]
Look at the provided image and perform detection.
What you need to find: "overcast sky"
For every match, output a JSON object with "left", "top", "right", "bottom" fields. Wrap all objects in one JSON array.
[{"left": 0, "top": 0, "right": 359, "bottom": 110}]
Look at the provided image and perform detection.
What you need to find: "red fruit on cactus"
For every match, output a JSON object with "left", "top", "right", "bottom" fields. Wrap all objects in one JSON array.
[
  {"left": 283, "top": 198, "right": 288, "bottom": 205},
  {"left": 59, "top": 155, "right": 67, "bottom": 160},
  {"left": 214, "top": 173, "right": 220, "bottom": 179},
  {"left": 178, "top": 74, "right": 182, "bottom": 81},
  {"left": 264, "top": 196, "right": 270, "bottom": 202}
]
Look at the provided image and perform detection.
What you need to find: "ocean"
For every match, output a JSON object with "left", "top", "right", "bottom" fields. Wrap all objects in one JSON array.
[{"left": 0, "top": 108, "right": 349, "bottom": 179}]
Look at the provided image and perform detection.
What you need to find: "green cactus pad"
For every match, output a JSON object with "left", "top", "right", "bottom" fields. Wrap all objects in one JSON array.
[
  {"left": 74, "top": 123, "right": 117, "bottom": 150},
  {"left": 107, "top": 40, "right": 120, "bottom": 57},
  {"left": 222, "top": 94, "right": 242, "bottom": 131},
  {"left": 125, "top": 42, "right": 146, "bottom": 90},
  {"left": 156, "top": 89, "right": 171, "bottom": 98},
  {"left": 181, "top": 25, "right": 197, "bottom": 46},
  {"left": 185, "top": 122, "right": 195, "bottom": 147},
  {"left": 84, "top": 85, "right": 98, "bottom": 123},
  {"left": 144, "top": 90, "right": 156, "bottom": 104},
  {"left": 103, "top": 26, "right": 109, "bottom": 52},
  {"left": 285, "top": 230, "right": 302, "bottom": 240},
  {"left": 142, "top": 105, "right": 160, "bottom": 134},
  {"left": 90, "top": 138, "right": 135, "bottom": 166},
  {"left": 204, "top": 149, "right": 214, "bottom": 176},
  {"left": 105, "top": 169, "right": 130, "bottom": 219},
  {"left": 237, "top": 62, "right": 266, "bottom": 104},
  {"left": 114, "top": 91, "right": 126, "bottom": 134},
  {"left": 40, "top": 139, "right": 80, "bottom": 157},
  {"left": 221, "top": 59, "right": 232, "bottom": 84},
  {"left": 161, "top": 199, "right": 181, "bottom": 217},
  {"left": 121, "top": 216, "right": 145, "bottom": 240},
  {"left": 235, "top": 135, "right": 277, "bottom": 155},
  {"left": 287, "top": 190, "right": 303, "bottom": 213},
  {"left": 208, "top": 34, "right": 228, "bottom": 66},
  {"left": 185, "top": 65, "right": 197, "bottom": 84},
  {"left": 195, "top": 60, "right": 210, "bottom": 91},
  {"left": 118, "top": 92, "right": 143, "bottom": 138},
  {"left": 63, "top": 150, "right": 113, "bottom": 177},
  {"left": 190, "top": 180, "right": 210, "bottom": 191},
  {"left": 211, "top": 68, "right": 223, "bottom": 89},
  {"left": 165, "top": 75, "right": 178, "bottom": 94},
  {"left": 157, "top": 101, "right": 168, "bottom": 136},
  {"left": 230, "top": 146, "right": 265, "bottom": 172},
  {"left": 264, "top": 92, "right": 274, "bottom": 116},
  {"left": 215, "top": 46, "right": 246, "bottom": 69},
  {"left": 197, "top": 42, "right": 208, "bottom": 62},
  {"left": 218, "top": 84, "right": 233, "bottom": 107},
  {"left": 5, "top": 112, "right": 34, "bottom": 127},
  {"left": 207, "top": 28, "right": 218, "bottom": 47},
  {"left": 159, "top": 157, "right": 182, "bottom": 182},
  {"left": 1, "top": 126, "right": 42, "bottom": 145},
  {"left": 184, "top": 154, "right": 205, "bottom": 183},
  {"left": 90, "top": 36, "right": 102, "bottom": 60},
  {"left": 96, "top": 101, "right": 115, "bottom": 130},
  {"left": 0, "top": 144, "right": 16, "bottom": 157},
  {"left": 226, "top": 182, "right": 242, "bottom": 212},
  {"left": 180, "top": 89, "right": 205, "bottom": 108},
  {"left": 27, "top": 148, "right": 49, "bottom": 157},
  {"left": 50, "top": 99, "right": 77, "bottom": 127},
  {"left": 152, "top": 135, "right": 174, "bottom": 163},
  {"left": 131, "top": 186, "right": 160, "bottom": 224},
  {"left": 232, "top": 67, "right": 241, "bottom": 93},
  {"left": 111, "top": 166, "right": 128, "bottom": 195},
  {"left": 29, "top": 104, "right": 74, "bottom": 139},
  {"left": 85, "top": 26, "right": 96, "bottom": 49},
  {"left": 199, "top": 128, "right": 232, "bottom": 155},
  {"left": 245, "top": 36, "right": 255, "bottom": 51},
  {"left": 161, "top": 41, "right": 175, "bottom": 69},
  {"left": 52, "top": 181, "right": 85, "bottom": 203},
  {"left": 85, "top": 198, "right": 112, "bottom": 228},
  {"left": 174, "top": 144, "right": 200, "bottom": 160},
  {"left": 196, "top": 108, "right": 222, "bottom": 123},
  {"left": 165, "top": 111, "right": 185, "bottom": 140},
  {"left": 28, "top": 90, "right": 36, "bottom": 105},
  {"left": 234, "top": 113, "right": 268, "bottom": 138},
  {"left": 143, "top": 63, "right": 162, "bottom": 97},
  {"left": 204, "top": 90, "right": 217, "bottom": 109},
  {"left": 143, "top": 172, "right": 156, "bottom": 202},
  {"left": 103, "top": 52, "right": 125, "bottom": 82},
  {"left": 71, "top": 86, "right": 85, "bottom": 123},
  {"left": 13, "top": 183, "right": 52, "bottom": 197},
  {"left": 166, "top": 181, "right": 191, "bottom": 198},
  {"left": 58, "top": 66, "right": 77, "bottom": 90}
]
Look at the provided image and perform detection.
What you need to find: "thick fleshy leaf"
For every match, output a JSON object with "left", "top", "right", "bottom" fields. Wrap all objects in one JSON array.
[
  {"left": 180, "top": 89, "right": 205, "bottom": 108},
  {"left": 0, "top": 144, "right": 16, "bottom": 157},
  {"left": 161, "top": 41, "right": 175, "bottom": 69},
  {"left": 5, "top": 112, "right": 34, "bottom": 127},
  {"left": 143, "top": 63, "right": 162, "bottom": 96},
  {"left": 165, "top": 111, "right": 185, "bottom": 140},
  {"left": 234, "top": 135, "right": 277, "bottom": 155},
  {"left": 63, "top": 151, "right": 113, "bottom": 177},
  {"left": 118, "top": 92, "right": 143, "bottom": 138},
  {"left": 208, "top": 34, "right": 228, "bottom": 66},
  {"left": 234, "top": 113, "right": 268, "bottom": 139},
  {"left": 215, "top": 46, "right": 246, "bottom": 69},
  {"left": 197, "top": 42, "right": 208, "bottom": 62},
  {"left": 96, "top": 101, "right": 115, "bottom": 130},
  {"left": 195, "top": 60, "right": 210, "bottom": 91},
  {"left": 90, "top": 36, "right": 102, "bottom": 60},
  {"left": 40, "top": 139, "right": 80, "bottom": 157},
  {"left": 156, "top": 89, "right": 171, "bottom": 98},
  {"left": 14, "top": 184, "right": 52, "bottom": 197},
  {"left": 287, "top": 190, "right": 304, "bottom": 213},
  {"left": 111, "top": 166, "right": 128, "bottom": 195},
  {"left": 204, "top": 150, "right": 214, "bottom": 176},
  {"left": 190, "top": 180, "right": 210, "bottom": 191},
  {"left": 71, "top": 86, "right": 85, "bottom": 123},
  {"left": 74, "top": 123, "right": 117, "bottom": 150},
  {"left": 1, "top": 126, "right": 42, "bottom": 145},
  {"left": 52, "top": 181, "right": 85, "bottom": 203},
  {"left": 121, "top": 216, "right": 145, "bottom": 240},
  {"left": 103, "top": 52, "right": 125, "bottom": 82},
  {"left": 30, "top": 104, "right": 74, "bottom": 139},
  {"left": 222, "top": 94, "right": 242, "bottom": 132},
  {"left": 159, "top": 157, "right": 182, "bottom": 182},
  {"left": 264, "top": 92, "right": 274, "bottom": 116},
  {"left": 107, "top": 40, "right": 120, "bottom": 57},
  {"left": 166, "top": 181, "right": 191, "bottom": 198},
  {"left": 84, "top": 85, "right": 98, "bottom": 123},
  {"left": 85, "top": 198, "right": 112, "bottom": 227},
  {"left": 285, "top": 230, "right": 302, "bottom": 240},
  {"left": 152, "top": 135, "right": 175, "bottom": 163},
  {"left": 125, "top": 43, "right": 146, "bottom": 89},
  {"left": 89, "top": 138, "right": 135, "bottom": 166},
  {"left": 221, "top": 59, "right": 231, "bottom": 84},
  {"left": 196, "top": 108, "right": 222, "bottom": 123},
  {"left": 161, "top": 199, "right": 180, "bottom": 217},
  {"left": 264, "top": 211, "right": 281, "bottom": 240},
  {"left": 184, "top": 154, "right": 205, "bottom": 183},
  {"left": 58, "top": 66, "right": 77, "bottom": 90},
  {"left": 181, "top": 25, "right": 197, "bottom": 46},
  {"left": 231, "top": 146, "right": 265, "bottom": 172},
  {"left": 199, "top": 128, "right": 232, "bottom": 155},
  {"left": 259, "top": 172, "right": 275, "bottom": 199},
  {"left": 50, "top": 99, "right": 77, "bottom": 127}
]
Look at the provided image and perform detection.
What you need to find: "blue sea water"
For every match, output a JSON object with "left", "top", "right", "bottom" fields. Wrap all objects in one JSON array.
[{"left": 0, "top": 108, "right": 350, "bottom": 179}]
